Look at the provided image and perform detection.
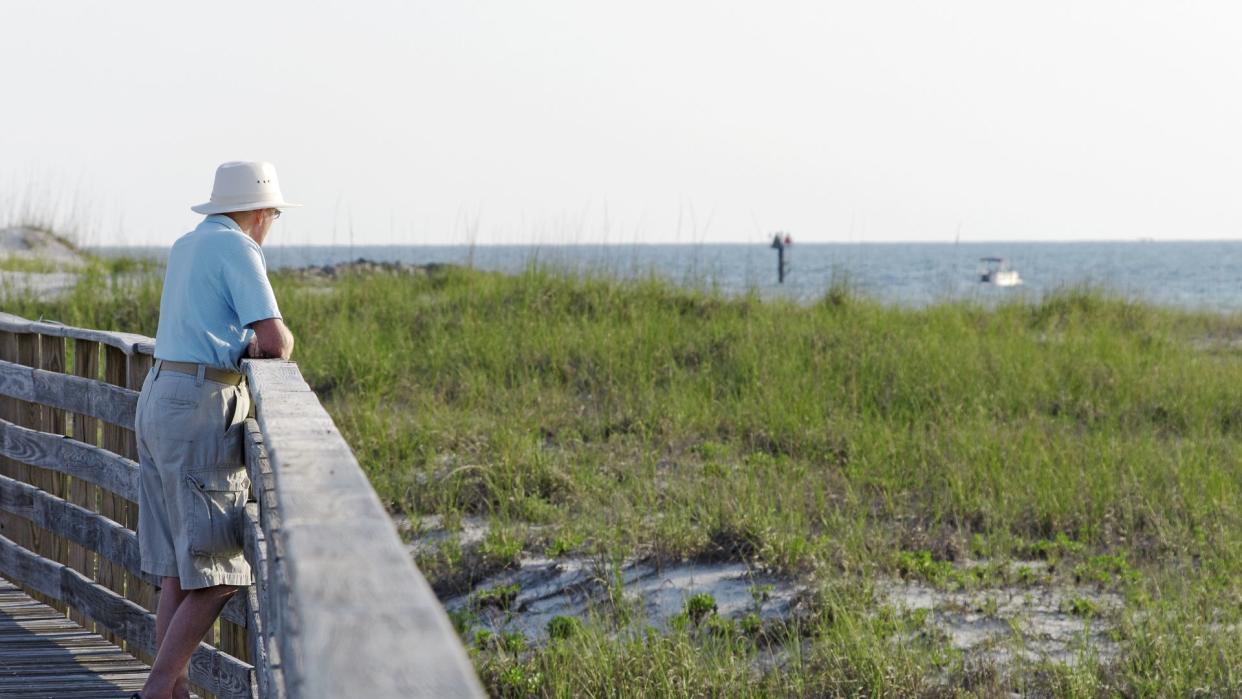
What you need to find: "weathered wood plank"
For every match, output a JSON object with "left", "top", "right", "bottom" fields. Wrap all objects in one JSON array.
[
  {"left": 244, "top": 359, "right": 484, "bottom": 699},
  {"left": 13, "top": 334, "right": 39, "bottom": 558},
  {"left": 0, "top": 532, "right": 63, "bottom": 600},
  {"left": 39, "top": 361, "right": 139, "bottom": 430},
  {"left": 0, "top": 356, "right": 135, "bottom": 435},
  {"left": 37, "top": 333, "right": 69, "bottom": 586},
  {"left": 0, "top": 535, "right": 253, "bottom": 698},
  {"left": 0, "top": 312, "right": 154, "bottom": 357},
  {"left": 0, "top": 357, "right": 33, "bottom": 415},
  {"left": 0, "top": 358, "right": 139, "bottom": 430},
  {"left": 0, "top": 332, "right": 22, "bottom": 555},
  {"left": 0, "top": 314, "right": 32, "bottom": 334},
  {"left": 239, "top": 360, "right": 312, "bottom": 393},
  {"left": 222, "top": 619, "right": 250, "bottom": 668},
  {"left": 0, "top": 471, "right": 149, "bottom": 583},
  {"left": 68, "top": 338, "right": 101, "bottom": 633},
  {"left": 98, "top": 346, "right": 128, "bottom": 652},
  {"left": 244, "top": 503, "right": 284, "bottom": 699},
  {"left": 0, "top": 418, "right": 139, "bottom": 502},
  {"left": 244, "top": 419, "right": 288, "bottom": 699}
]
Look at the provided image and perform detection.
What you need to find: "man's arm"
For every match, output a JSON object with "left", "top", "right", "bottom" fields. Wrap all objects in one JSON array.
[{"left": 248, "top": 318, "right": 295, "bottom": 359}]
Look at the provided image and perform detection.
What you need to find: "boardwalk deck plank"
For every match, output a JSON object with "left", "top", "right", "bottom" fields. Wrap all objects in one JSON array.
[{"left": 0, "top": 574, "right": 160, "bottom": 698}]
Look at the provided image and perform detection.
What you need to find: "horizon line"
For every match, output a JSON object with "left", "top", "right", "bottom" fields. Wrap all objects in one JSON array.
[{"left": 88, "top": 237, "right": 1242, "bottom": 248}]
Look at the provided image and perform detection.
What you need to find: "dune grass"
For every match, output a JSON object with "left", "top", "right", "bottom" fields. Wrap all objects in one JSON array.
[
  {"left": 8, "top": 262, "right": 1242, "bottom": 696},
  {"left": 0, "top": 256, "right": 68, "bottom": 274}
]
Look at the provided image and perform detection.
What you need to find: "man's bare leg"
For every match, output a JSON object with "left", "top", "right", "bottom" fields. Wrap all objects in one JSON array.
[
  {"left": 142, "top": 585, "right": 239, "bottom": 699},
  {"left": 152, "top": 577, "right": 192, "bottom": 699}
]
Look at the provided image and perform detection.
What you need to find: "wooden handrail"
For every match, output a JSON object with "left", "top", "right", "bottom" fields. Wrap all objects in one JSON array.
[
  {"left": 0, "top": 314, "right": 484, "bottom": 698},
  {"left": 0, "top": 312, "right": 154, "bottom": 356},
  {"left": 241, "top": 359, "right": 484, "bottom": 698}
]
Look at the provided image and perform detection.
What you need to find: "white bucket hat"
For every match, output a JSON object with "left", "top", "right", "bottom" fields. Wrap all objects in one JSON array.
[{"left": 191, "top": 161, "right": 302, "bottom": 215}]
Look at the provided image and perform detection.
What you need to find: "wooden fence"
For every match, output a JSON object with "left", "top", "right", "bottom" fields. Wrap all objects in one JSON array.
[{"left": 0, "top": 312, "right": 483, "bottom": 698}]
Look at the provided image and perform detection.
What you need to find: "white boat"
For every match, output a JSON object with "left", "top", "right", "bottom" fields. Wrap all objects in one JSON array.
[{"left": 979, "top": 257, "right": 1022, "bottom": 287}]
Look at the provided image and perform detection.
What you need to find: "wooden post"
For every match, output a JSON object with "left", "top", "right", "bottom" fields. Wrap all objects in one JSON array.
[
  {"left": 14, "top": 333, "right": 38, "bottom": 551},
  {"left": 220, "top": 614, "right": 251, "bottom": 666},
  {"left": 0, "top": 332, "right": 20, "bottom": 552},
  {"left": 99, "top": 345, "right": 128, "bottom": 649},
  {"left": 770, "top": 233, "right": 788, "bottom": 284},
  {"left": 38, "top": 333, "right": 69, "bottom": 614},
  {"left": 68, "top": 338, "right": 101, "bottom": 632},
  {"left": 15, "top": 331, "right": 63, "bottom": 611},
  {"left": 0, "top": 329, "right": 40, "bottom": 612}
]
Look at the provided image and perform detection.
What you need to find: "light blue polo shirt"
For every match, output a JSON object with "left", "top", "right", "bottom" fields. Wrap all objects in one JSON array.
[{"left": 154, "top": 215, "right": 282, "bottom": 370}]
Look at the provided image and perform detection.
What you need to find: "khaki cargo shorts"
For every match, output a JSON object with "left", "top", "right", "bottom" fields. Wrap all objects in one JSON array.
[{"left": 135, "top": 362, "right": 253, "bottom": 590}]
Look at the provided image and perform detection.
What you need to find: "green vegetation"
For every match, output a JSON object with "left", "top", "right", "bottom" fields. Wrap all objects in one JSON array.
[
  {"left": 9, "top": 261, "right": 1242, "bottom": 695},
  {"left": 546, "top": 615, "right": 581, "bottom": 641},
  {"left": 684, "top": 593, "right": 718, "bottom": 625},
  {"left": 0, "top": 255, "right": 66, "bottom": 273},
  {"left": 472, "top": 583, "right": 522, "bottom": 612}
]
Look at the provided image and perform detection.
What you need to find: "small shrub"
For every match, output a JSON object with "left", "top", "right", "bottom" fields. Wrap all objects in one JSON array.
[
  {"left": 704, "top": 614, "right": 736, "bottom": 637},
  {"left": 685, "top": 593, "right": 718, "bottom": 624},
  {"left": 499, "top": 664, "right": 543, "bottom": 694},
  {"left": 474, "top": 629, "right": 494, "bottom": 649},
  {"left": 895, "top": 550, "right": 958, "bottom": 586},
  {"left": 1073, "top": 554, "right": 1140, "bottom": 587},
  {"left": 472, "top": 583, "right": 521, "bottom": 611},
  {"left": 1014, "top": 565, "right": 1040, "bottom": 585},
  {"left": 544, "top": 533, "right": 580, "bottom": 558},
  {"left": 501, "top": 631, "right": 527, "bottom": 653},
  {"left": 480, "top": 527, "right": 523, "bottom": 568},
  {"left": 546, "top": 615, "right": 582, "bottom": 640},
  {"left": 1064, "top": 596, "right": 1101, "bottom": 618}
]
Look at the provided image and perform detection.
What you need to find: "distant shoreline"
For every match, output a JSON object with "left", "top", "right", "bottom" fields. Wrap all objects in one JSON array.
[
  {"left": 86, "top": 241, "right": 1242, "bottom": 312},
  {"left": 90, "top": 238, "right": 1242, "bottom": 250}
]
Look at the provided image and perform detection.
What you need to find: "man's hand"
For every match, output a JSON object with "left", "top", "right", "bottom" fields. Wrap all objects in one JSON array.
[{"left": 249, "top": 318, "right": 295, "bottom": 359}]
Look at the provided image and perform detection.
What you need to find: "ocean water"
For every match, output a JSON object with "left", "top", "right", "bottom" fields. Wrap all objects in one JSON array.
[{"left": 94, "top": 241, "right": 1242, "bottom": 312}]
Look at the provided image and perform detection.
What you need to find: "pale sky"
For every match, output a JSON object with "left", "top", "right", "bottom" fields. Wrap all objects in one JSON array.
[{"left": 3, "top": 1, "right": 1241, "bottom": 246}]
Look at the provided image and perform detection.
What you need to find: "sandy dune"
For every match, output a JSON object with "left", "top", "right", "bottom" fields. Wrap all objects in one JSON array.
[{"left": 0, "top": 226, "right": 87, "bottom": 299}]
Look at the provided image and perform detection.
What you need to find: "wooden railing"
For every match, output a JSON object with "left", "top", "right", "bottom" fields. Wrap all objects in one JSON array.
[{"left": 0, "top": 312, "right": 483, "bottom": 698}]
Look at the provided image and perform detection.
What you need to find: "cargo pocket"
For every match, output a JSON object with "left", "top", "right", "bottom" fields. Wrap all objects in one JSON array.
[{"left": 184, "top": 466, "right": 250, "bottom": 557}]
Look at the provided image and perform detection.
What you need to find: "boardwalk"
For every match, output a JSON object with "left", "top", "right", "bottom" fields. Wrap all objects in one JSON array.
[
  {"left": 0, "top": 575, "right": 148, "bottom": 698},
  {"left": 0, "top": 314, "right": 484, "bottom": 698}
]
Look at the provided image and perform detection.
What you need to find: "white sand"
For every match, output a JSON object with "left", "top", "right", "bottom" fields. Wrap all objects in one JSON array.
[{"left": 0, "top": 226, "right": 88, "bottom": 299}]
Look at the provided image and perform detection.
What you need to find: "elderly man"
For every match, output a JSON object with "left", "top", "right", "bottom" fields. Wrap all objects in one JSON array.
[{"left": 133, "top": 161, "right": 297, "bottom": 699}]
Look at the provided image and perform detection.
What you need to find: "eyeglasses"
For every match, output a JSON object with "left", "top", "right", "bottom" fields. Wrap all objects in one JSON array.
[{"left": 271, "top": 209, "right": 282, "bottom": 220}]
